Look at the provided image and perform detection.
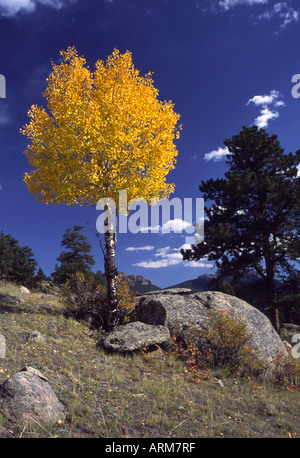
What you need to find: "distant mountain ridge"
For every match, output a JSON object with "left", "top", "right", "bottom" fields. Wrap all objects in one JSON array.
[
  {"left": 117, "top": 272, "right": 161, "bottom": 294},
  {"left": 165, "top": 274, "right": 217, "bottom": 292},
  {"left": 165, "top": 272, "right": 284, "bottom": 294}
]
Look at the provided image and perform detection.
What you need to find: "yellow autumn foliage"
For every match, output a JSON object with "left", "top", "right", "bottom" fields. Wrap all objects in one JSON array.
[{"left": 21, "top": 46, "right": 181, "bottom": 208}]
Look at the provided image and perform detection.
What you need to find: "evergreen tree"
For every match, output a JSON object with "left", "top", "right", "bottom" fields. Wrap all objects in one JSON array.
[
  {"left": 52, "top": 225, "right": 95, "bottom": 285},
  {"left": 34, "top": 267, "right": 48, "bottom": 285},
  {"left": 0, "top": 231, "right": 38, "bottom": 286},
  {"left": 182, "top": 126, "right": 300, "bottom": 334},
  {"left": 0, "top": 231, "right": 15, "bottom": 279},
  {"left": 13, "top": 245, "right": 38, "bottom": 287}
]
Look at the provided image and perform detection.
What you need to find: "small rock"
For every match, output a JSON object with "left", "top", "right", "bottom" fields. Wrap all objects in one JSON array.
[
  {"left": 177, "top": 405, "right": 186, "bottom": 411},
  {"left": 264, "top": 403, "right": 276, "bottom": 416},
  {"left": 283, "top": 341, "right": 292, "bottom": 351},
  {"left": 28, "top": 330, "right": 45, "bottom": 343},
  {"left": 19, "top": 286, "right": 30, "bottom": 294},
  {"left": 47, "top": 320, "right": 59, "bottom": 333},
  {"left": 19, "top": 330, "right": 45, "bottom": 343}
]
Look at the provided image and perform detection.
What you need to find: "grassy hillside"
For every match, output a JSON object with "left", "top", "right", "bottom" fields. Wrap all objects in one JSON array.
[{"left": 0, "top": 282, "right": 299, "bottom": 438}]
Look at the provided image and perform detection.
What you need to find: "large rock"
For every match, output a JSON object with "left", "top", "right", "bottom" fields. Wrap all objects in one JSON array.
[
  {"left": 134, "top": 290, "right": 287, "bottom": 361},
  {"left": 0, "top": 366, "right": 65, "bottom": 425},
  {"left": 102, "top": 321, "right": 170, "bottom": 353}
]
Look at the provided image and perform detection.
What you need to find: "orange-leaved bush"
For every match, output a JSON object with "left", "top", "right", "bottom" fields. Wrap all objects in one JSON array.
[
  {"left": 61, "top": 272, "right": 136, "bottom": 328},
  {"left": 171, "top": 309, "right": 266, "bottom": 380}
]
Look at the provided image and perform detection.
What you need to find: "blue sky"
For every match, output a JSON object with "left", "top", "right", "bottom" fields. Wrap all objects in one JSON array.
[{"left": 0, "top": 0, "right": 299, "bottom": 288}]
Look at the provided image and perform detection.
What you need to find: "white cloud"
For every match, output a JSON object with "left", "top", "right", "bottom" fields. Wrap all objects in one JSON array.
[
  {"left": 161, "top": 219, "right": 192, "bottom": 233},
  {"left": 133, "top": 255, "right": 181, "bottom": 269},
  {"left": 183, "top": 260, "right": 210, "bottom": 268},
  {"left": 254, "top": 107, "right": 279, "bottom": 128},
  {"left": 140, "top": 224, "right": 160, "bottom": 233},
  {"left": 133, "top": 245, "right": 213, "bottom": 269},
  {"left": 258, "top": 2, "right": 300, "bottom": 29},
  {"left": 125, "top": 245, "right": 154, "bottom": 252},
  {"left": 209, "top": 0, "right": 299, "bottom": 31},
  {"left": 217, "top": 0, "right": 267, "bottom": 10},
  {"left": 140, "top": 218, "right": 193, "bottom": 234},
  {"left": 204, "top": 146, "right": 229, "bottom": 162},
  {"left": 0, "top": 0, "right": 75, "bottom": 16},
  {"left": 133, "top": 246, "right": 183, "bottom": 269},
  {"left": 247, "top": 89, "right": 284, "bottom": 107},
  {"left": 247, "top": 89, "right": 285, "bottom": 128}
]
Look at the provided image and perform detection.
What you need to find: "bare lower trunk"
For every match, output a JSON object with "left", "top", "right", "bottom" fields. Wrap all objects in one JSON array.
[
  {"left": 266, "top": 259, "right": 280, "bottom": 335},
  {"left": 104, "top": 205, "right": 118, "bottom": 331}
]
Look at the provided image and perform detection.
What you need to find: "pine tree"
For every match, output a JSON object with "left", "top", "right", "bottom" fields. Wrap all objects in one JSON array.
[
  {"left": 0, "top": 231, "right": 38, "bottom": 286},
  {"left": 182, "top": 126, "right": 300, "bottom": 334},
  {"left": 52, "top": 225, "right": 95, "bottom": 285},
  {"left": 0, "top": 231, "right": 15, "bottom": 280},
  {"left": 34, "top": 267, "right": 48, "bottom": 285}
]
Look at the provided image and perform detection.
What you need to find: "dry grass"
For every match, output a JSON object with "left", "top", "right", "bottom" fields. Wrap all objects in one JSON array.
[{"left": 0, "top": 282, "right": 299, "bottom": 438}]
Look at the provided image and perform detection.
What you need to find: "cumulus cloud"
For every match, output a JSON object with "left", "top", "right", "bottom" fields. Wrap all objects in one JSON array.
[
  {"left": 247, "top": 89, "right": 284, "bottom": 108},
  {"left": 253, "top": 107, "right": 279, "bottom": 128},
  {"left": 208, "top": 0, "right": 299, "bottom": 31},
  {"left": 247, "top": 89, "right": 285, "bottom": 128},
  {"left": 133, "top": 246, "right": 182, "bottom": 268},
  {"left": 0, "top": 0, "right": 75, "bottom": 16},
  {"left": 133, "top": 244, "right": 213, "bottom": 269},
  {"left": 205, "top": 90, "right": 285, "bottom": 163},
  {"left": 125, "top": 246, "right": 154, "bottom": 252},
  {"left": 140, "top": 218, "right": 193, "bottom": 234},
  {"left": 217, "top": 0, "right": 267, "bottom": 10},
  {"left": 204, "top": 146, "right": 230, "bottom": 162},
  {"left": 257, "top": 2, "right": 299, "bottom": 29}
]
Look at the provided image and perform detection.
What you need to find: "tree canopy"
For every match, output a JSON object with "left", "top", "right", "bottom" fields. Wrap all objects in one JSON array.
[{"left": 21, "top": 47, "right": 181, "bottom": 208}]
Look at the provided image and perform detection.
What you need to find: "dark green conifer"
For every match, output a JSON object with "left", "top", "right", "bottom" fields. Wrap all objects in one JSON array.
[
  {"left": 52, "top": 225, "right": 95, "bottom": 284},
  {"left": 182, "top": 126, "right": 300, "bottom": 334}
]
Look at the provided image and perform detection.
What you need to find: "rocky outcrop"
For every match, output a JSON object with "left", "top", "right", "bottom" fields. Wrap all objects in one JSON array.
[
  {"left": 0, "top": 366, "right": 65, "bottom": 425},
  {"left": 117, "top": 272, "right": 161, "bottom": 294},
  {"left": 134, "top": 289, "right": 287, "bottom": 361},
  {"left": 102, "top": 321, "right": 170, "bottom": 353}
]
